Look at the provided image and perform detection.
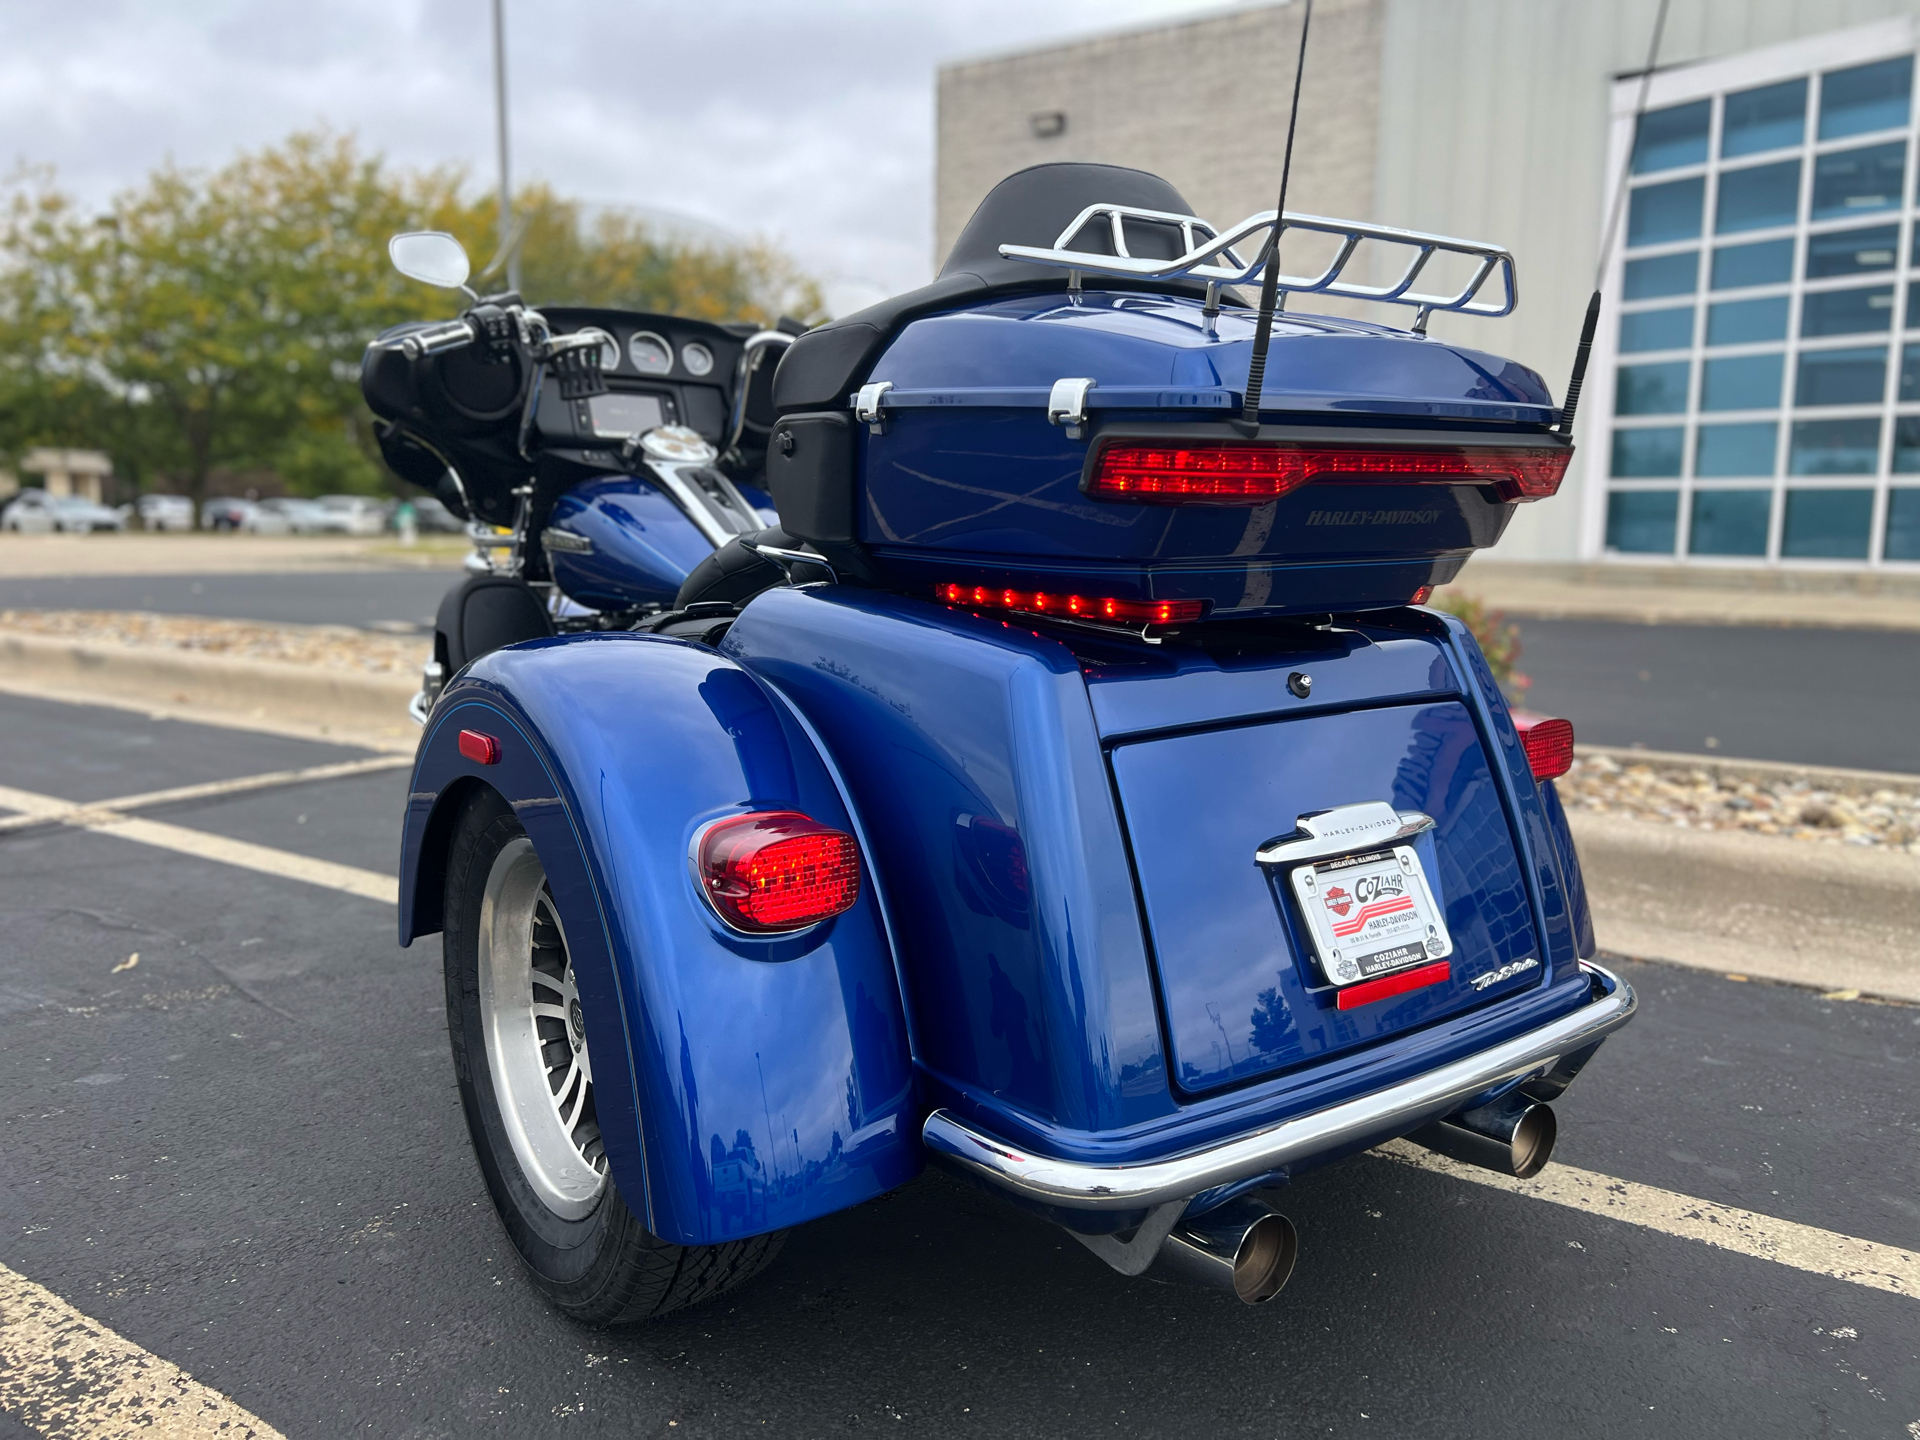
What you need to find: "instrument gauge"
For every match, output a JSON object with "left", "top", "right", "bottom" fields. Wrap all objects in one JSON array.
[
  {"left": 597, "top": 333, "right": 621, "bottom": 372},
  {"left": 681, "top": 342, "right": 715, "bottom": 377},
  {"left": 627, "top": 331, "right": 673, "bottom": 376}
]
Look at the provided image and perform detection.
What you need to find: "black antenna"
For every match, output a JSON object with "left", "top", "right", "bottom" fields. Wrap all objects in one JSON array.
[
  {"left": 1562, "top": 0, "right": 1671, "bottom": 438},
  {"left": 1238, "top": 0, "right": 1314, "bottom": 434}
]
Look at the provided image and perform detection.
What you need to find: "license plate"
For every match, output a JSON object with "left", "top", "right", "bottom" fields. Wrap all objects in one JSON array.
[{"left": 1287, "top": 845, "right": 1452, "bottom": 988}]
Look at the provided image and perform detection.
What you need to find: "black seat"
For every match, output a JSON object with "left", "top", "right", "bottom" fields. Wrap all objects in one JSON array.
[{"left": 771, "top": 163, "right": 1224, "bottom": 413}]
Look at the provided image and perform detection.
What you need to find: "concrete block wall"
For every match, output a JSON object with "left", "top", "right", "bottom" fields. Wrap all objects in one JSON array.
[{"left": 935, "top": 0, "right": 1383, "bottom": 269}]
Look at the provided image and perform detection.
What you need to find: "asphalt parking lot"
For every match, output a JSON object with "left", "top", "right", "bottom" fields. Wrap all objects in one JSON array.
[{"left": 1, "top": 687, "right": 1916, "bottom": 1438}]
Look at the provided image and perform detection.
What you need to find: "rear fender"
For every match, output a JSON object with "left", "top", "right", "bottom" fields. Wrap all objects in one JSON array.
[{"left": 401, "top": 632, "right": 918, "bottom": 1245}]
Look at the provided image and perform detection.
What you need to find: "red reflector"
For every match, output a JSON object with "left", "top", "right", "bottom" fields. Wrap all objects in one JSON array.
[
  {"left": 1087, "top": 442, "right": 1572, "bottom": 504},
  {"left": 933, "top": 582, "right": 1204, "bottom": 626},
  {"left": 1511, "top": 711, "right": 1575, "bottom": 781},
  {"left": 457, "top": 730, "right": 500, "bottom": 765},
  {"left": 1335, "top": 960, "right": 1451, "bottom": 1010},
  {"left": 697, "top": 811, "right": 861, "bottom": 933}
]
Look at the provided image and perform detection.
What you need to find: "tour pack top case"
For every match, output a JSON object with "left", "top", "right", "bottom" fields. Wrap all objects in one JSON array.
[{"left": 765, "top": 162, "right": 1573, "bottom": 622}]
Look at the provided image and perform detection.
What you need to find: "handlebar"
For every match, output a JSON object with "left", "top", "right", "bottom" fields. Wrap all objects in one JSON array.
[{"left": 398, "top": 319, "right": 479, "bottom": 359}]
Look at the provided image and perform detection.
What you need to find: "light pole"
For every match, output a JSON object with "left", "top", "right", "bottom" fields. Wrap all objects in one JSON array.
[{"left": 490, "top": 0, "right": 520, "bottom": 293}]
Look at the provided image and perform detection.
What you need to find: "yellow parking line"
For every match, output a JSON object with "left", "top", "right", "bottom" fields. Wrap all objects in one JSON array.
[
  {"left": 1376, "top": 1139, "right": 1919, "bottom": 1299},
  {"left": 0, "top": 1260, "right": 286, "bottom": 1439}
]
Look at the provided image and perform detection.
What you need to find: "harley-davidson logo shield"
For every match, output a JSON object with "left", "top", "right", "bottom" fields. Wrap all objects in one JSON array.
[{"left": 1322, "top": 885, "right": 1354, "bottom": 917}]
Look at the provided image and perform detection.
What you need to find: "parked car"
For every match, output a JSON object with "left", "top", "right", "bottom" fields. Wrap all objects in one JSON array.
[
  {"left": 201, "top": 497, "right": 292, "bottom": 534},
  {"left": 410, "top": 496, "right": 467, "bottom": 533},
  {"left": 315, "top": 494, "right": 391, "bottom": 535},
  {"left": 256, "top": 497, "right": 338, "bottom": 534},
  {"left": 1, "top": 489, "right": 57, "bottom": 533},
  {"left": 133, "top": 494, "right": 194, "bottom": 532},
  {"left": 9, "top": 491, "right": 128, "bottom": 533}
]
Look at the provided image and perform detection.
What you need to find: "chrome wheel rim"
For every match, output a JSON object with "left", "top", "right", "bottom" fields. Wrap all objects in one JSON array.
[{"left": 477, "top": 837, "right": 607, "bottom": 1218}]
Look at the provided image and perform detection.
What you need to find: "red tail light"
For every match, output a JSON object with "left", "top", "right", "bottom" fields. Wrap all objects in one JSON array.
[
  {"left": 1336, "top": 960, "right": 1451, "bottom": 1010},
  {"left": 1511, "top": 711, "right": 1575, "bottom": 781},
  {"left": 697, "top": 811, "right": 861, "bottom": 933},
  {"left": 934, "top": 582, "right": 1204, "bottom": 626},
  {"left": 1086, "top": 442, "right": 1572, "bottom": 504}
]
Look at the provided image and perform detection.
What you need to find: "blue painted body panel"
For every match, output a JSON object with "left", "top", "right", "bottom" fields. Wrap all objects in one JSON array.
[
  {"left": 546, "top": 475, "right": 712, "bottom": 610},
  {"left": 851, "top": 292, "right": 1555, "bottom": 618},
  {"left": 1111, "top": 700, "right": 1542, "bottom": 1092},
  {"left": 400, "top": 634, "right": 919, "bottom": 1245}
]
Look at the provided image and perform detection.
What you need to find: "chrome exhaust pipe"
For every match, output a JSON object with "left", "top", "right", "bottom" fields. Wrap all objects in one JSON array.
[
  {"left": 1408, "top": 1093, "right": 1556, "bottom": 1179},
  {"left": 1153, "top": 1195, "right": 1299, "bottom": 1304}
]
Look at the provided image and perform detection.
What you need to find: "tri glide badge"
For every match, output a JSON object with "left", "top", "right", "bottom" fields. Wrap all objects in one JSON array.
[{"left": 1288, "top": 844, "right": 1454, "bottom": 988}]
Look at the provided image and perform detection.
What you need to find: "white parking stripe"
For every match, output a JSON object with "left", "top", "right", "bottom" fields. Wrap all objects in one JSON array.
[
  {"left": 0, "top": 1260, "right": 286, "bottom": 1439},
  {"left": 1375, "top": 1139, "right": 1919, "bottom": 1299},
  {"left": 0, "top": 779, "right": 399, "bottom": 903},
  {"left": 0, "top": 755, "right": 410, "bottom": 835}
]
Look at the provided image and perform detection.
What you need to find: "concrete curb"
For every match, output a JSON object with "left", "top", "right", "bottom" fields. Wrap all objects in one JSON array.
[
  {"left": 0, "top": 631, "right": 418, "bottom": 744},
  {"left": 1576, "top": 743, "right": 1920, "bottom": 794},
  {"left": 1568, "top": 809, "right": 1919, "bottom": 1002}
]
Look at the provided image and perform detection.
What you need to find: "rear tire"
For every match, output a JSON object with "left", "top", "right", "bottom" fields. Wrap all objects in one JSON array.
[{"left": 442, "top": 787, "right": 785, "bottom": 1325}]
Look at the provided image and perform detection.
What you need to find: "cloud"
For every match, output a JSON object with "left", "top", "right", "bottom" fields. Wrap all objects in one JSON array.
[{"left": 1, "top": 0, "right": 1238, "bottom": 312}]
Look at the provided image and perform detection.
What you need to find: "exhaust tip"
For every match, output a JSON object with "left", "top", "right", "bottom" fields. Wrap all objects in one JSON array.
[
  {"left": 1508, "top": 1100, "right": 1557, "bottom": 1179},
  {"left": 1231, "top": 1212, "right": 1298, "bottom": 1303}
]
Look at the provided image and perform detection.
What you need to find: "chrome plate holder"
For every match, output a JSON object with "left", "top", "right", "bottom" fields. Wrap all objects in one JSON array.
[{"left": 1259, "top": 802, "right": 1452, "bottom": 989}]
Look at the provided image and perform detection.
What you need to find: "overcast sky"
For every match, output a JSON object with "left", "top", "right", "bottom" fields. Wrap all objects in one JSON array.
[{"left": 4, "top": 0, "right": 1237, "bottom": 312}]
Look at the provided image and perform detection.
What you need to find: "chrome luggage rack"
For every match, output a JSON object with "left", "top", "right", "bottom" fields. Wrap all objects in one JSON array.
[{"left": 998, "top": 204, "right": 1517, "bottom": 326}]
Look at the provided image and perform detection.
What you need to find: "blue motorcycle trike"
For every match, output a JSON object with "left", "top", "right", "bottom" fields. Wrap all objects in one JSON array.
[{"left": 362, "top": 163, "right": 1634, "bottom": 1323}]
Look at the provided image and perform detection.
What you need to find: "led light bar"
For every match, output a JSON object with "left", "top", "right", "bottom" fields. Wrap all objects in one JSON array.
[
  {"left": 934, "top": 582, "right": 1204, "bottom": 627},
  {"left": 1087, "top": 442, "right": 1573, "bottom": 504}
]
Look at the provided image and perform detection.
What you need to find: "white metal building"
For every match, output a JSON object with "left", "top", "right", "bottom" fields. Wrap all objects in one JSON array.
[{"left": 936, "top": 0, "right": 1920, "bottom": 572}]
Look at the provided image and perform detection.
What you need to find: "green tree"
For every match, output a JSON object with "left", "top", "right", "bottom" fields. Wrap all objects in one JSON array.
[{"left": 0, "top": 132, "right": 823, "bottom": 516}]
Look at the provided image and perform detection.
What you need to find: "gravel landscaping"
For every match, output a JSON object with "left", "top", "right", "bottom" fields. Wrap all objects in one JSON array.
[
  {"left": 0, "top": 608, "right": 423, "bottom": 675},
  {"left": 1560, "top": 752, "right": 1920, "bottom": 854}
]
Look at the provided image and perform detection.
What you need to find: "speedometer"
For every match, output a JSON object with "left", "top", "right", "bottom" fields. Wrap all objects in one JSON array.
[{"left": 627, "top": 331, "right": 672, "bottom": 375}]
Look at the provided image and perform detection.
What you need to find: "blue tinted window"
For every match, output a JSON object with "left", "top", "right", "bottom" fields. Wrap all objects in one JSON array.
[
  {"left": 1611, "top": 427, "right": 1684, "bottom": 477},
  {"left": 1700, "top": 353, "right": 1782, "bottom": 410},
  {"left": 1886, "top": 486, "right": 1920, "bottom": 558},
  {"left": 1706, "top": 296, "right": 1788, "bottom": 346},
  {"left": 1791, "top": 417, "right": 1881, "bottom": 474},
  {"left": 1806, "top": 223, "right": 1899, "bottom": 277},
  {"left": 1811, "top": 142, "right": 1906, "bottom": 219},
  {"left": 1715, "top": 160, "right": 1801, "bottom": 234},
  {"left": 1629, "top": 176, "right": 1706, "bottom": 247},
  {"left": 1818, "top": 55, "right": 1913, "bottom": 140},
  {"left": 1909, "top": 281, "right": 1920, "bottom": 330},
  {"left": 1606, "top": 490, "right": 1679, "bottom": 552},
  {"left": 1616, "top": 361, "right": 1691, "bottom": 414},
  {"left": 1795, "top": 346, "right": 1887, "bottom": 406},
  {"left": 1696, "top": 421, "right": 1778, "bottom": 476},
  {"left": 1625, "top": 251, "right": 1698, "bottom": 299},
  {"left": 1620, "top": 306, "right": 1693, "bottom": 352},
  {"left": 1801, "top": 285, "right": 1896, "bottom": 336},
  {"left": 1689, "top": 489, "right": 1772, "bottom": 555},
  {"left": 1633, "top": 100, "right": 1711, "bottom": 173},
  {"left": 1711, "top": 238, "right": 1793, "bottom": 289},
  {"left": 1903, "top": 342, "right": 1920, "bottom": 401},
  {"left": 1895, "top": 417, "right": 1920, "bottom": 472},
  {"left": 1782, "top": 488, "right": 1874, "bottom": 558},
  {"left": 1723, "top": 78, "right": 1807, "bottom": 157}
]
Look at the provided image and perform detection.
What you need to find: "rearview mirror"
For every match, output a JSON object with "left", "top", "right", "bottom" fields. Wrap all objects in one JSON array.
[{"left": 388, "top": 232, "right": 472, "bottom": 289}]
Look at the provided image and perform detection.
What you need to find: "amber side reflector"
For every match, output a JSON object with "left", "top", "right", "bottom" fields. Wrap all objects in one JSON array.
[
  {"left": 1510, "top": 711, "right": 1576, "bottom": 781},
  {"left": 458, "top": 730, "right": 501, "bottom": 765},
  {"left": 698, "top": 811, "right": 861, "bottom": 933},
  {"left": 1087, "top": 442, "right": 1573, "bottom": 504},
  {"left": 1336, "top": 960, "right": 1451, "bottom": 1010},
  {"left": 934, "top": 582, "right": 1204, "bottom": 626}
]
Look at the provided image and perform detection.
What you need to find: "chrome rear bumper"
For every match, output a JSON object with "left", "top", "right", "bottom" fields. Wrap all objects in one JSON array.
[{"left": 922, "top": 961, "right": 1635, "bottom": 1211}]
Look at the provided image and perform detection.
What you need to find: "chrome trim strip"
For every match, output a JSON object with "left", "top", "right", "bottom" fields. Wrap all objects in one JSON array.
[
  {"left": 1254, "top": 802, "right": 1435, "bottom": 867},
  {"left": 921, "top": 963, "right": 1635, "bottom": 1211}
]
